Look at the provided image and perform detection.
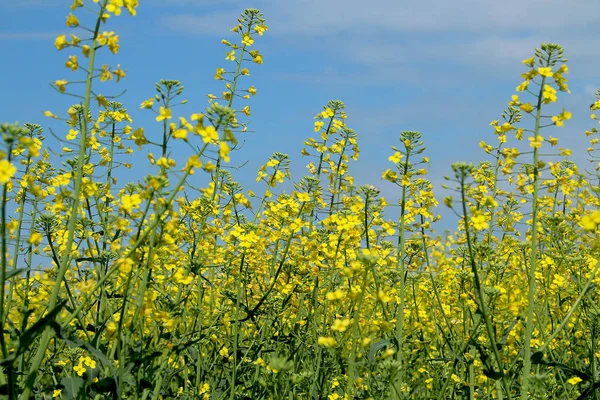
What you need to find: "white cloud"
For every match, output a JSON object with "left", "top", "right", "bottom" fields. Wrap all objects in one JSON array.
[
  {"left": 159, "top": 0, "right": 600, "bottom": 85},
  {"left": 0, "top": 0, "right": 63, "bottom": 8},
  {"left": 160, "top": 0, "right": 600, "bottom": 36},
  {"left": 0, "top": 32, "right": 58, "bottom": 40}
]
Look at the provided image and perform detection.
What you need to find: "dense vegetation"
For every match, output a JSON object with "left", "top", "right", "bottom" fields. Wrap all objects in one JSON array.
[{"left": 1, "top": 1, "right": 600, "bottom": 399}]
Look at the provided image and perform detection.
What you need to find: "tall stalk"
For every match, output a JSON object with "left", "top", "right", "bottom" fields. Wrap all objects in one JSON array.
[
  {"left": 520, "top": 71, "right": 547, "bottom": 400},
  {"left": 19, "top": 4, "right": 106, "bottom": 396}
]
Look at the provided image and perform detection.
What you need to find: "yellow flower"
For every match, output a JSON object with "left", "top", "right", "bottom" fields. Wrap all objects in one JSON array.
[
  {"left": 66, "top": 13, "right": 79, "bottom": 27},
  {"left": 516, "top": 80, "right": 530, "bottom": 92},
  {"left": 0, "top": 160, "right": 17, "bottom": 184},
  {"left": 331, "top": 318, "right": 351, "bottom": 332},
  {"left": 471, "top": 213, "right": 488, "bottom": 230},
  {"left": 297, "top": 192, "right": 311, "bottom": 202},
  {"left": 580, "top": 211, "right": 600, "bottom": 231},
  {"left": 214, "top": 67, "right": 225, "bottom": 80},
  {"left": 106, "top": 0, "right": 123, "bottom": 16},
  {"left": 255, "top": 24, "right": 267, "bottom": 35},
  {"left": 99, "top": 64, "right": 113, "bottom": 82},
  {"left": 199, "top": 383, "right": 210, "bottom": 394},
  {"left": 538, "top": 67, "right": 553, "bottom": 77},
  {"left": 219, "top": 141, "right": 231, "bottom": 162},
  {"left": 43, "top": 110, "right": 59, "bottom": 119},
  {"left": 567, "top": 376, "right": 582, "bottom": 385},
  {"left": 54, "top": 34, "right": 68, "bottom": 50},
  {"left": 317, "top": 336, "right": 337, "bottom": 347},
  {"left": 106, "top": 321, "right": 118, "bottom": 336},
  {"left": 96, "top": 95, "right": 108, "bottom": 107},
  {"left": 172, "top": 128, "right": 187, "bottom": 140},
  {"left": 82, "top": 44, "right": 90, "bottom": 57},
  {"left": 66, "top": 129, "right": 78, "bottom": 140},
  {"left": 113, "top": 65, "right": 126, "bottom": 82},
  {"left": 156, "top": 106, "right": 172, "bottom": 122},
  {"left": 528, "top": 135, "right": 543, "bottom": 149},
  {"left": 382, "top": 169, "right": 398, "bottom": 182},
  {"left": 248, "top": 86, "right": 257, "bottom": 96},
  {"left": 543, "top": 84, "right": 557, "bottom": 103},
  {"left": 65, "top": 55, "right": 78, "bottom": 71},
  {"left": 197, "top": 125, "right": 219, "bottom": 144},
  {"left": 321, "top": 107, "right": 334, "bottom": 118},
  {"left": 326, "top": 289, "right": 344, "bottom": 301},
  {"left": 219, "top": 346, "right": 229, "bottom": 357},
  {"left": 121, "top": 194, "right": 142, "bottom": 213},
  {"left": 242, "top": 34, "right": 254, "bottom": 46},
  {"left": 522, "top": 57, "right": 535, "bottom": 67},
  {"left": 81, "top": 356, "right": 96, "bottom": 369},
  {"left": 520, "top": 102, "right": 534, "bottom": 113},
  {"left": 28, "top": 232, "right": 43, "bottom": 246},
  {"left": 52, "top": 389, "right": 62, "bottom": 398},
  {"left": 388, "top": 151, "right": 403, "bottom": 164},
  {"left": 378, "top": 289, "right": 392, "bottom": 303},
  {"left": 140, "top": 98, "right": 154, "bottom": 109},
  {"left": 55, "top": 80, "right": 68, "bottom": 93},
  {"left": 73, "top": 363, "right": 86, "bottom": 376},
  {"left": 225, "top": 50, "right": 236, "bottom": 61}
]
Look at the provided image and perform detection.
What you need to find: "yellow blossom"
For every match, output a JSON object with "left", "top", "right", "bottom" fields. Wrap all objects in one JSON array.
[
  {"left": 54, "top": 34, "right": 68, "bottom": 50},
  {"left": 0, "top": 160, "right": 17, "bottom": 184},
  {"left": 471, "top": 213, "right": 488, "bottom": 230},
  {"left": 156, "top": 106, "right": 172, "bottom": 122},
  {"left": 538, "top": 67, "right": 553, "bottom": 77},
  {"left": 567, "top": 376, "right": 582, "bottom": 385},
  {"left": 242, "top": 34, "right": 254, "bottom": 46},
  {"left": 73, "top": 363, "right": 86, "bottom": 376},
  {"left": 65, "top": 55, "right": 78, "bottom": 71},
  {"left": 528, "top": 135, "right": 543, "bottom": 149},
  {"left": 318, "top": 337, "right": 337, "bottom": 347},
  {"left": 55, "top": 80, "right": 68, "bottom": 93},
  {"left": 121, "top": 194, "right": 142, "bottom": 213}
]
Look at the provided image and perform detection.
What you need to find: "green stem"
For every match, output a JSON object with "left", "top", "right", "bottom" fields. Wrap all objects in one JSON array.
[
  {"left": 520, "top": 72, "right": 547, "bottom": 400},
  {"left": 20, "top": 9, "right": 109, "bottom": 395},
  {"left": 393, "top": 151, "right": 410, "bottom": 397},
  {"left": 460, "top": 170, "right": 510, "bottom": 399}
]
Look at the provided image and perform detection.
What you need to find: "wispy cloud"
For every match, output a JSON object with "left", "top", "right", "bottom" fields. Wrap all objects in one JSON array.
[
  {"left": 159, "top": 0, "right": 600, "bottom": 36},
  {"left": 0, "top": 0, "right": 63, "bottom": 8},
  {"left": 0, "top": 32, "right": 57, "bottom": 40},
  {"left": 159, "top": 0, "right": 600, "bottom": 88}
]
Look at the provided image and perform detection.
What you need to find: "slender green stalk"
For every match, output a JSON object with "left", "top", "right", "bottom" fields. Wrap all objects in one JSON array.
[
  {"left": 0, "top": 140, "right": 15, "bottom": 400},
  {"left": 459, "top": 168, "right": 511, "bottom": 399},
  {"left": 520, "top": 72, "right": 547, "bottom": 400},
  {"left": 393, "top": 150, "right": 410, "bottom": 397}
]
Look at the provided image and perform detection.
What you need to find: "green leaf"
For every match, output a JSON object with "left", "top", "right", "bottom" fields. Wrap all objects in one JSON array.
[
  {"left": 369, "top": 339, "right": 391, "bottom": 364},
  {"left": 3, "top": 267, "right": 29, "bottom": 280},
  {"left": 530, "top": 351, "right": 544, "bottom": 363},
  {"left": 60, "top": 377, "right": 85, "bottom": 400},
  {"left": 12, "top": 300, "right": 66, "bottom": 361},
  {"left": 89, "top": 377, "right": 117, "bottom": 396}
]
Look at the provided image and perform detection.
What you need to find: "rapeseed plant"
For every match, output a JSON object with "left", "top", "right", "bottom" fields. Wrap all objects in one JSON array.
[{"left": 2, "top": 1, "right": 600, "bottom": 399}]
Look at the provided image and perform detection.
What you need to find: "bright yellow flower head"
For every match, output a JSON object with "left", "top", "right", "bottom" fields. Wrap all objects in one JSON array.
[
  {"left": 0, "top": 160, "right": 17, "bottom": 184},
  {"left": 538, "top": 67, "right": 553, "bottom": 77},
  {"left": 54, "top": 34, "right": 68, "bottom": 50},
  {"left": 317, "top": 336, "right": 337, "bottom": 347},
  {"left": 55, "top": 80, "right": 68, "bottom": 93},
  {"left": 156, "top": 106, "right": 172, "bottom": 122},
  {"left": 66, "top": 13, "right": 79, "bottom": 27}
]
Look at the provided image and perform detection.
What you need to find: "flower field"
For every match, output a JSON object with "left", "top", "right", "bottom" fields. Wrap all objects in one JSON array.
[{"left": 2, "top": 1, "right": 600, "bottom": 399}]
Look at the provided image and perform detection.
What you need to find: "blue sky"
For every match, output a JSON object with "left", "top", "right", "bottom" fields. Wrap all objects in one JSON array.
[{"left": 1, "top": 0, "right": 600, "bottom": 229}]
